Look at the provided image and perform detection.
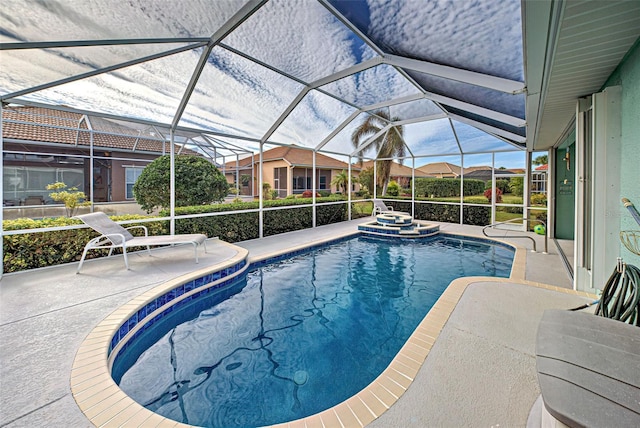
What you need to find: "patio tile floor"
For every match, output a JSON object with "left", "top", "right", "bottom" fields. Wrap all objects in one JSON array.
[{"left": 0, "top": 219, "right": 590, "bottom": 427}]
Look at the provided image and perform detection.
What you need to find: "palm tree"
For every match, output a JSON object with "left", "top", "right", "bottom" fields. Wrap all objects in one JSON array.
[
  {"left": 331, "top": 170, "right": 355, "bottom": 194},
  {"left": 351, "top": 109, "right": 405, "bottom": 196}
]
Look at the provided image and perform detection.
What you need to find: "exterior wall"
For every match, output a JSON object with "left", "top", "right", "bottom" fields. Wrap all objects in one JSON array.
[
  {"left": 602, "top": 41, "right": 640, "bottom": 266},
  {"left": 2, "top": 143, "right": 159, "bottom": 206},
  {"left": 573, "top": 41, "right": 640, "bottom": 291},
  {"left": 110, "top": 155, "right": 155, "bottom": 202},
  {"left": 224, "top": 166, "right": 253, "bottom": 196},
  {"left": 261, "top": 159, "right": 289, "bottom": 196}
]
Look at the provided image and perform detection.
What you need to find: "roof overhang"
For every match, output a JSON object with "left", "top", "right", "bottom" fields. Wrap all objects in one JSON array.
[{"left": 524, "top": 0, "right": 640, "bottom": 151}]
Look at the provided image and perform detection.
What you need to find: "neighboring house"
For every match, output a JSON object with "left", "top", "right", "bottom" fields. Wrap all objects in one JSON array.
[
  {"left": 416, "top": 162, "right": 463, "bottom": 178},
  {"left": 532, "top": 164, "right": 548, "bottom": 194},
  {"left": 359, "top": 160, "right": 432, "bottom": 188},
  {"left": 463, "top": 166, "right": 514, "bottom": 182},
  {"left": 224, "top": 146, "right": 359, "bottom": 198},
  {"left": 2, "top": 106, "right": 195, "bottom": 207}
]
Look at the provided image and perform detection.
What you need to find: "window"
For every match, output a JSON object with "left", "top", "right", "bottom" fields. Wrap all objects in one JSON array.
[
  {"left": 531, "top": 171, "right": 547, "bottom": 193},
  {"left": 3, "top": 163, "right": 83, "bottom": 205},
  {"left": 319, "top": 175, "right": 327, "bottom": 190},
  {"left": 125, "top": 167, "right": 144, "bottom": 199}
]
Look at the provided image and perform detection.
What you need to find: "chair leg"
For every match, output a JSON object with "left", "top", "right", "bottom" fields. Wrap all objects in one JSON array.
[
  {"left": 76, "top": 245, "right": 91, "bottom": 274},
  {"left": 194, "top": 243, "right": 199, "bottom": 264},
  {"left": 122, "top": 246, "right": 129, "bottom": 270}
]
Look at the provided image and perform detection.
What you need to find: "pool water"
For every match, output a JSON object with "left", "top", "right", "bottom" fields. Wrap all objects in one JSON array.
[{"left": 115, "top": 235, "right": 513, "bottom": 427}]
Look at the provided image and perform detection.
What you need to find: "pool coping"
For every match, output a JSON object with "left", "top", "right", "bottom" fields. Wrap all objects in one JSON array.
[{"left": 69, "top": 230, "right": 596, "bottom": 428}]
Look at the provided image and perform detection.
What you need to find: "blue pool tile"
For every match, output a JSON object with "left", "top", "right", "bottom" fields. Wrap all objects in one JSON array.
[
  {"left": 137, "top": 306, "right": 147, "bottom": 320},
  {"left": 118, "top": 323, "right": 129, "bottom": 338}
]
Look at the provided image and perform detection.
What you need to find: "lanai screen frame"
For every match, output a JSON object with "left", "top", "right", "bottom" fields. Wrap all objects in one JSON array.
[{"left": 1, "top": 0, "right": 539, "bottom": 275}]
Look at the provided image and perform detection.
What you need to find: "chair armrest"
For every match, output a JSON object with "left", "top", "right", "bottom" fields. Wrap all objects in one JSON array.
[{"left": 125, "top": 225, "right": 148, "bottom": 237}]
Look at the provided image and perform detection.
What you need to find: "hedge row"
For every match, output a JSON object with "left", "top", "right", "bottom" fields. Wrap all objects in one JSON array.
[
  {"left": 4, "top": 196, "right": 491, "bottom": 273},
  {"left": 3, "top": 215, "right": 166, "bottom": 273},
  {"left": 4, "top": 198, "right": 348, "bottom": 272},
  {"left": 414, "top": 178, "right": 485, "bottom": 198},
  {"left": 386, "top": 200, "right": 491, "bottom": 226},
  {"left": 167, "top": 196, "right": 348, "bottom": 242}
]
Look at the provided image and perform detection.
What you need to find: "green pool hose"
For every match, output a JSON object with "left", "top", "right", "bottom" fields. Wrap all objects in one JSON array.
[{"left": 595, "top": 263, "right": 640, "bottom": 326}]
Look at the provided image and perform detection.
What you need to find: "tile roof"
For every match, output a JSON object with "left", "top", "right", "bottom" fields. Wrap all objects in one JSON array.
[
  {"left": 224, "top": 146, "right": 353, "bottom": 170},
  {"left": 360, "top": 160, "right": 431, "bottom": 177},
  {"left": 2, "top": 106, "right": 195, "bottom": 155},
  {"left": 416, "top": 162, "right": 463, "bottom": 177}
]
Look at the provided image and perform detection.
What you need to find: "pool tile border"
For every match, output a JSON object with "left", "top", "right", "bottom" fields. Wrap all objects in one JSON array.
[
  {"left": 71, "top": 229, "right": 595, "bottom": 428},
  {"left": 70, "top": 239, "right": 248, "bottom": 428}
]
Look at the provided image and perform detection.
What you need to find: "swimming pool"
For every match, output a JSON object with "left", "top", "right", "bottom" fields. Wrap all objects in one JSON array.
[{"left": 113, "top": 235, "right": 513, "bottom": 427}]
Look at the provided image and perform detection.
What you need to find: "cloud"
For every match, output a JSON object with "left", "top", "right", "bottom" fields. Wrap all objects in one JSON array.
[
  {"left": 365, "top": 0, "right": 523, "bottom": 81},
  {"left": 1, "top": 0, "right": 526, "bottom": 161}
]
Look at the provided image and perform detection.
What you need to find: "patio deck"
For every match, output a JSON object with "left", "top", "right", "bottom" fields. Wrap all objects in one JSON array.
[{"left": 0, "top": 219, "right": 593, "bottom": 427}]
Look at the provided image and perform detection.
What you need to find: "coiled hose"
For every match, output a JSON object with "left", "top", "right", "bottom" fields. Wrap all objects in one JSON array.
[{"left": 594, "top": 263, "right": 640, "bottom": 326}]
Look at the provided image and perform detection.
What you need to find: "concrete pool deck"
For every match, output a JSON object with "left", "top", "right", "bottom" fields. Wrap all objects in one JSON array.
[{"left": 0, "top": 220, "right": 593, "bottom": 427}]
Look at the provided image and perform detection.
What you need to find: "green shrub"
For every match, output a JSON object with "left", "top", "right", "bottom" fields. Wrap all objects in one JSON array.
[
  {"left": 485, "top": 179, "right": 511, "bottom": 194},
  {"left": 530, "top": 193, "right": 547, "bottom": 205},
  {"left": 385, "top": 180, "right": 400, "bottom": 197},
  {"left": 383, "top": 200, "right": 491, "bottom": 226},
  {"left": 463, "top": 206, "right": 492, "bottom": 226},
  {"left": 167, "top": 196, "right": 348, "bottom": 242},
  {"left": 46, "top": 182, "right": 92, "bottom": 217},
  {"left": 509, "top": 177, "right": 524, "bottom": 197},
  {"left": 414, "top": 178, "right": 485, "bottom": 198},
  {"left": 133, "top": 155, "right": 227, "bottom": 213},
  {"left": 3, "top": 215, "right": 166, "bottom": 273},
  {"left": 318, "top": 190, "right": 332, "bottom": 197}
]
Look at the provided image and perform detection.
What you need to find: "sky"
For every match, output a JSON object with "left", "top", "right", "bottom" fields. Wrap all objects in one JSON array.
[{"left": 0, "top": 0, "right": 526, "bottom": 167}]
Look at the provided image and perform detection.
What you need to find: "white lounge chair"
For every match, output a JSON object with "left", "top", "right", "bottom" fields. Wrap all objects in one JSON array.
[
  {"left": 75, "top": 212, "right": 208, "bottom": 273},
  {"left": 372, "top": 199, "right": 394, "bottom": 215}
]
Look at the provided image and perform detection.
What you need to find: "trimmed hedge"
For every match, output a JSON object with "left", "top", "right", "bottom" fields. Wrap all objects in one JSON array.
[
  {"left": 4, "top": 195, "right": 493, "bottom": 273},
  {"left": 4, "top": 198, "right": 348, "bottom": 272},
  {"left": 3, "top": 215, "right": 166, "bottom": 273},
  {"left": 165, "top": 196, "right": 348, "bottom": 242},
  {"left": 414, "top": 178, "right": 485, "bottom": 198},
  {"left": 385, "top": 200, "right": 491, "bottom": 226}
]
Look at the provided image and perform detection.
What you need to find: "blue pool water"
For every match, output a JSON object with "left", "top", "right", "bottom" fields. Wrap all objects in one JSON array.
[{"left": 115, "top": 235, "right": 513, "bottom": 427}]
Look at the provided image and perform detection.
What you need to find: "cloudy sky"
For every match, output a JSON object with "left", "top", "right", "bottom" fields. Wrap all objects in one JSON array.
[{"left": 0, "top": 0, "right": 526, "bottom": 166}]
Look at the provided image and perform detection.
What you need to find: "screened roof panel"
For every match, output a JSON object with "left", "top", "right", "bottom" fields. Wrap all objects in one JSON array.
[
  {"left": 388, "top": 98, "right": 444, "bottom": 122},
  {"left": 222, "top": 0, "right": 378, "bottom": 83},
  {"left": 0, "top": 43, "right": 197, "bottom": 99},
  {"left": 320, "top": 112, "right": 370, "bottom": 156},
  {"left": 452, "top": 121, "right": 520, "bottom": 153},
  {"left": 403, "top": 119, "right": 460, "bottom": 156},
  {"left": 1, "top": 0, "right": 532, "bottom": 159},
  {"left": 446, "top": 106, "right": 526, "bottom": 139},
  {"left": 0, "top": 0, "right": 247, "bottom": 41},
  {"left": 23, "top": 49, "right": 201, "bottom": 125},
  {"left": 494, "top": 151, "right": 525, "bottom": 170},
  {"left": 210, "top": 135, "right": 260, "bottom": 155},
  {"left": 409, "top": 72, "right": 526, "bottom": 119},
  {"left": 269, "top": 90, "right": 357, "bottom": 149},
  {"left": 328, "top": 0, "right": 524, "bottom": 81},
  {"left": 463, "top": 153, "right": 493, "bottom": 168},
  {"left": 319, "top": 64, "right": 421, "bottom": 107},
  {"left": 179, "top": 46, "right": 305, "bottom": 139}
]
